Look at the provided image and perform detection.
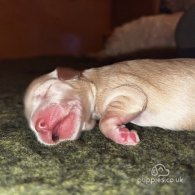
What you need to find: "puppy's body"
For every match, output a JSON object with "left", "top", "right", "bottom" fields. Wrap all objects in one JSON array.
[
  {"left": 82, "top": 59, "right": 195, "bottom": 130},
  {"left": 24, "top": 59, "right": 195, "bottom": 145}
]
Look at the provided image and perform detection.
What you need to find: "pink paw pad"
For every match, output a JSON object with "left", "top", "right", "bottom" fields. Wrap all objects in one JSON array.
[{"left": 116, "top": 127, "right": 140, "bottom": 145}]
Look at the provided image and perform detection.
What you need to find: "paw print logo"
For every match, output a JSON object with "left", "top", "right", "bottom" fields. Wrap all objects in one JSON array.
[{"left": 151, "top": 164, "right": 170, "bottom": 177}]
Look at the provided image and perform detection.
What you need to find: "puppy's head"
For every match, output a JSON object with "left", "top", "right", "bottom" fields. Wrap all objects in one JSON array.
[{"left": 24, "top": 68, "right": 82, "bottom": 145}]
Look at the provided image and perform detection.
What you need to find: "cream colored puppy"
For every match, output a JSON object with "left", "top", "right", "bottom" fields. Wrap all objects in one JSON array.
[{"left": 24, "top": 59, "right": 195, "bottom": 146}]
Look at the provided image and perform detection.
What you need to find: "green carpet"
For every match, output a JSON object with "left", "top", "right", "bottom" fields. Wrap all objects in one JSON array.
[{"left": 0, "top": 57, "right": 194, "bottom": 195}]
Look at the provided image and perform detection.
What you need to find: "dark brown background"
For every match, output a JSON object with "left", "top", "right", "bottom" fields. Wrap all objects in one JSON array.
[{"left": 0, "top": 0, "right": 159, "bottom": 59}]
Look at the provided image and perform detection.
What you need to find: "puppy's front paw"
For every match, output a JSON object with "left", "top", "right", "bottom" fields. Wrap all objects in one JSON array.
[{"left": 108, "top": 127, "right": 140, "bottom": 146}]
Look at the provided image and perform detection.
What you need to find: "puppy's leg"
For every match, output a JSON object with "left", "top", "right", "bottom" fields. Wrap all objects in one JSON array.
[{"left": 99, "top": 85, "right": 147, "bottom": 145}]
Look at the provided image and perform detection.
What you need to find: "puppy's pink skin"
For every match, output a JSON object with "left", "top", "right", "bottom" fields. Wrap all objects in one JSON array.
[
  {"left": 107, "top": 126, "right": 140, "bottom": 146},
  {"left": 33, "top": 103, "right": 80, "bottom": 145},
  {"left": 99, "top": 115, "right": 140, "bottom": 145}
]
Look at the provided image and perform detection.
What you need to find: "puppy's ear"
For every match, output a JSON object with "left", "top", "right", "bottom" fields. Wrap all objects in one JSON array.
[{"left": 57, "top": 67, "right": 80, "bottom": 80}]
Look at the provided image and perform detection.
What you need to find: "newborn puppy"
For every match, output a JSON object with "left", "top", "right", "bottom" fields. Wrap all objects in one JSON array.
[{"left": 24, "top": 59, "right": 195, "bottom": 146}]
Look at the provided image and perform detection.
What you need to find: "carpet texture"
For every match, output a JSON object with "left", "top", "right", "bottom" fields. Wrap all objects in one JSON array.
[{"left": 0, "top": 57, "right": 194, "bottom": 195}]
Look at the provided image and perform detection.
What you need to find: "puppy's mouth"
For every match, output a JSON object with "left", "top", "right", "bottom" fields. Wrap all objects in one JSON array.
[{"left": 33, "top": 103, "right": 81, "bottom": 145}]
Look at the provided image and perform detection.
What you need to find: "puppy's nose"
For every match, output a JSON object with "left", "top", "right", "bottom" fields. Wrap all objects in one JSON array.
[{"left": 35, "top": 118, "right": 49, "bottom": 133}]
